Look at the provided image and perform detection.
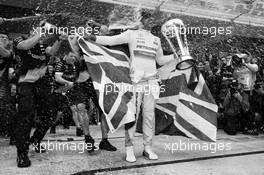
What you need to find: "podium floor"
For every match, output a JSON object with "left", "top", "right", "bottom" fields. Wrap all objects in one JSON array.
[{"left": 0, "top": 126, "right": 263, "bottom": 175}]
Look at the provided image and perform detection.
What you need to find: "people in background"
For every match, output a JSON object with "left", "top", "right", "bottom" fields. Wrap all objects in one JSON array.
[
  {"left": 0, "top": 33, "right": 13, "bottom": 136},
  {"left": 232, "top": 53, "right": 259, "bottom": 135}
]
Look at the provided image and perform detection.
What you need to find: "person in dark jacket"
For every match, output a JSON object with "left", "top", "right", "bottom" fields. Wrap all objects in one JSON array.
[
  {"left": 13, "top": 21, "right": 67, "bottom": 168},
  {"left": 0, "top": 33, "right": 13, "bottom": 136},
  {"left": 223, "top": 80, "right": 249, "bottom": 135}
]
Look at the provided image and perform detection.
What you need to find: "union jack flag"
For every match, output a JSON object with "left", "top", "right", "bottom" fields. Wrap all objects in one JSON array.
[
  {"left": 77, "top": 37, "right": 135, "bottom": 133},
  {"left": 151, "top": 61, "right": 218, "bottom": 142},
  {"left": 75, "top": 37, "right": 217, "bottom": 141}
]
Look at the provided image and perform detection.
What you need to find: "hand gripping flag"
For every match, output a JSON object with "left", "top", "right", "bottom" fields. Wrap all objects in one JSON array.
[{"left": 73, "top": 36, "right": 217, "bottom": 141}]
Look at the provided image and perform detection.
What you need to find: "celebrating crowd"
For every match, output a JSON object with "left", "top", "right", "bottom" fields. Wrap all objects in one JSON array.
[
  {"left": 1, "top": 10, "right": 264, "bottom": 169},
  {"left": 0, "top": 11, "right": 176, "bottom": 168},
  {"left": 0, "top": 18, "right": 120, "bottom": 167}
]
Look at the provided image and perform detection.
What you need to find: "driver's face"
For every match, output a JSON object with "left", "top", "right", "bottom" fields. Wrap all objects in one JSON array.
[
  {"left": 142, "top": 17, "right": 155, "bottom": 29},
  {"left": 0, "top": 34, "right": 9, "bottom": 46}
]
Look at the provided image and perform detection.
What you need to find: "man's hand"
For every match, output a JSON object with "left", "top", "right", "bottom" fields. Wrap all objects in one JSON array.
[
  {"left": 0, "top": 17, "right": 4, "bottom": 25},
  {"left": 83, "top": 33, "right": 96, "bottom": 41},
  {"left": 59, "top": 33, "right": 68, "bottom": 41},
  {"left": 215, "top": 69, "right": 221, "bottom": 76},
  {"left": 0, "top": 35, "right": 9, "bottom": 48},
  {"left": 8, "top": 68, "right": 15, "bottom": 80},
  {"left": 87, "top": 19, "right": 95, "bottom": 26},
  {"left": 66, "top": 82, "right": 74, "bottom": 88},
  {"left": 0, "top": 40, "right": 11, "bottom": 57},
  {"left": 242, "top": 58, "right": 247, "bottom": 66},
  {"left": 233, "top": 92, "right": 243, "bottom": 102},
  {"left": 39, "top": 19, "right": 47, "bottom": 27}
]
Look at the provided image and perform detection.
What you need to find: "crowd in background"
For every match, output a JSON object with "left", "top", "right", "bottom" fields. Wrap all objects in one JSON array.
[
  {"left": 0, "top": 28, "right": 100, "bottom": 139},
  {"left": 196, "top": 46, "right": 264, "bottom": 135},
  {"left": 1, "top": 18, "right": 264, "bottom": 141}
]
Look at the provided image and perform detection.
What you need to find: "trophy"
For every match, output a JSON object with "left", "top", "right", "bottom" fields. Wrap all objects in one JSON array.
[{"left": 161, "top": 19, "right": 195, "bottom": 70}]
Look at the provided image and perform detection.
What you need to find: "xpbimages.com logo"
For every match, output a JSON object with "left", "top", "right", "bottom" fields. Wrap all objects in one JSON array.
[
  {"left": 104, "top": 82, "right": 166, "bottom": 95},
  {"left": 164, "top": 139, "right": 232, "bottom": 154},
  {"left": 32, "top": 25, "right": 100, "bottom": 37},
  {"left": 32, "top": 141, "right": 99, "bottom": 153},
  {"left": 164, "top": 25, "right": 232, "bottom": 38}
]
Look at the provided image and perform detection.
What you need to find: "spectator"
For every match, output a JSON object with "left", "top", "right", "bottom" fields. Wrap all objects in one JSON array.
[
  {"left": 232, "top": 53, "right": 259, "bottom": 135},
  {"left": 0, "top": 33, "right": 13, "bottom": 136},
  {"left": 249, "top": 81, "right": 264, "bottom": 133},
  {"left": 223, "top": 80, "right": 249, "bottom": 135},
  {"left": 0, "top": 17, "right": 3, "bottom": 25}
]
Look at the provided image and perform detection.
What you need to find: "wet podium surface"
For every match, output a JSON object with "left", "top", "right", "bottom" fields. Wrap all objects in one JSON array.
[{"left": 0, "top": 126, "right": 264, "bottom": 175}]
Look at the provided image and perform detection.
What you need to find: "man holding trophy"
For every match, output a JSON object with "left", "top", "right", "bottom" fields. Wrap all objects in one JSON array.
[{"left": 85, "top": 11, "right": 183, "bottom": 162}]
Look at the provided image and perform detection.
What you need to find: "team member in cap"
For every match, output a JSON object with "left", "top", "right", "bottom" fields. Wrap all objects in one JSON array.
[
  {"left": 85, "top": 11, "right": 175, "bottom": 162},
  {"left": 13, "top": 20, "right": 67, "bottom": 168}
]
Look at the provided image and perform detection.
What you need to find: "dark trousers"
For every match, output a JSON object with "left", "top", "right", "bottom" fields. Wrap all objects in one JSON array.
[
  {"left": 224, "top": 114, "right": 239, "bottom": 135},
  {"left": 52, "top": 93, "right": 72, "bottom": 127},
  {"left": 90, "top": 94, "right": 103, "bottom": 117},
  {"left": 7, "top": 96, "right": 17, "bottom": 139},
  {"left": 0, "top": 99, "right": 8, "bottom": 136},
  {"left": 14, "top": 82, "right": 55, "bottom": 154},
  {"left": 82, "top": 81, "right": 103, "bottom": 118},
  {"left": 0, "top": 82, "right": 10, "bottom": 136}
]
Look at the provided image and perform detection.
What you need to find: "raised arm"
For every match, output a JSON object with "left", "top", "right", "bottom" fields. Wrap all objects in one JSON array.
[
  {"left": 156, "top": 39, "right": 174, "bottom": 66},
  {"left": 15, "top": 27, "right": 42, "bottom": 50},
  {"left": 85, "top": 30, "right": 131, "bottom": 46}
]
